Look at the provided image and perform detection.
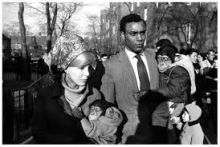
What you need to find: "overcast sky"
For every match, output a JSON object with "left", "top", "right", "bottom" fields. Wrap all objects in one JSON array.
[{"left": 2, "top": 2, "right": 109, "bottom": 36}]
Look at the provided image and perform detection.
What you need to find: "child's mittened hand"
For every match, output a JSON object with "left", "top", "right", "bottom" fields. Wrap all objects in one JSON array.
[
  {"left": 176, "top": 122, "right": 183, "bottom": 130},
  {"left": 170, "top": 116, "right": 180, "bottom": 124}
]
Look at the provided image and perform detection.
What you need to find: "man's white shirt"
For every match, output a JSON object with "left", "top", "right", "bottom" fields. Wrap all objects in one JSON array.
[{"left": 125, "top": 48, "right": 151, "bottom": 90}]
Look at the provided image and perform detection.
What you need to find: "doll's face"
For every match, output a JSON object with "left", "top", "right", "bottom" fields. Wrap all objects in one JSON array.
[
  {"left": 182, "top": 111, "right": 190, "bottom": 122},
  {"left": 88, "top": 106, "right": 103, "bottom": 120}
]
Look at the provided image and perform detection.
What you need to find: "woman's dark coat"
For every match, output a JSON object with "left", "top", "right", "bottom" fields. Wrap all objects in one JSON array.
[{"left": 31, "top": 80, "right": 101, "bottom": 144}]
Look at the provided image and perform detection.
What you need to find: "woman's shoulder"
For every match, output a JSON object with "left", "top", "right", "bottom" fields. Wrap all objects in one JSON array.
[{"left": 38, "top": 80, "right": 63, "bottom": 99}]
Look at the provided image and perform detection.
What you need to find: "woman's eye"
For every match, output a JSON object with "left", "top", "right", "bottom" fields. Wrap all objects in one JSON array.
[{"left": 78, "top": 65, "right": 87, "bottom": 70}]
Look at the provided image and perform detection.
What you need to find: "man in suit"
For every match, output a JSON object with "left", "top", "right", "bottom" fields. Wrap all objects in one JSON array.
[{"left": 100, "top": 13, "right": 159, "bottom": 143}]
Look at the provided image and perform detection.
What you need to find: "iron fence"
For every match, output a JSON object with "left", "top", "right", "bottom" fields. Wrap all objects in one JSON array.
[{"left": 3, "top": 73, "right": 54, "bottom": 144}]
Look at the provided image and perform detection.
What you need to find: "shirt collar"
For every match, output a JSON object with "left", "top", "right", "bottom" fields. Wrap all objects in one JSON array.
[{"left": 125, "top": 47, "right": 144, "bottom": 59}]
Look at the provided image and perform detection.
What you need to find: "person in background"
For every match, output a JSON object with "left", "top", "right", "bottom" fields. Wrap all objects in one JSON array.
[
  {"left": 199, "top": 49, "right": 216, "bottom": 75},
  {"left": 100, "top": 54, "right": 109, "bottom": 62},
  {"left": 100, "top": 13, "right": 159, "bottom": 143},
  {"left": 31, "top": 34, "right": 102, "bottom": 144},
  {"left": 185, "top": 49, "right": 205, "bottom": 107}
]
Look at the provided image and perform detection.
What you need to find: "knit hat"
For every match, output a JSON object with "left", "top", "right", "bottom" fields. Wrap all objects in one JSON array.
[
  {"left": 43, "top": 34, "right": 89, "bottom": 70},
  {"left": 156, "top": 45, "right": 178, "bottom": 63},
  {"left": 185, "top": 104, "right": 202, "bottom": 122}
]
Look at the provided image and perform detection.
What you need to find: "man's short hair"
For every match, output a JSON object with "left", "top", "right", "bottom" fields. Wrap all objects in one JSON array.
[
  {"left": 119, "top": 13, "right": 146, "bottom": 33},
  {"left": 207, "top": 49, "right": 216, "bottom": 55},
  {"left": 186, "top": 48, "right": 198, "bottom": 56}
]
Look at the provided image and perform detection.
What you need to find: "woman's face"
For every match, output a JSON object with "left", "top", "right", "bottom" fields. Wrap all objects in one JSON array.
[
  {"left": 197, "top": 54, "right": 203, "bottom": 62},
  {"left": 65, "top": 65, "right": 91, "bottom": 86}
]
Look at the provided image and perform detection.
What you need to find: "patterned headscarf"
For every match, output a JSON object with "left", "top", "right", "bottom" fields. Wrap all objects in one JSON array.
[{"left": 43, "top": 34, "right": 89, "bottom": 70}]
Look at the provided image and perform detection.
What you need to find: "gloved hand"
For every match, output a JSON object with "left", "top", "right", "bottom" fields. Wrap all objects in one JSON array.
[{"left": 71, "top": 107, "right": 84, "bottom": 120}]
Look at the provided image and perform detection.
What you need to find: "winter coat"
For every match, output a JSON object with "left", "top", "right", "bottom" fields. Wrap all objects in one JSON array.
[
  {"left": 179, "top": 104, "right": 204, "bottom": 144},
  {"left": 31, "top": 80, "right": 101, "bottom": 144}
]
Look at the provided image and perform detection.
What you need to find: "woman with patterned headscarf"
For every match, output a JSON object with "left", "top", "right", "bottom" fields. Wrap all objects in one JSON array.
[{"left": 31, "top": 34, "right": 102, "bottom": 144}]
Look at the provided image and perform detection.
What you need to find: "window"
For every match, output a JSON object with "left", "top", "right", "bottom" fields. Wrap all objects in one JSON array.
[
  {"left": 182, "top": 23, "right": 191, "bottom": 44},
  {"left": 106, "top": 20, "right": 109, "bottom": 29},
  {"left": 155, "top": 2, "right": 158, "bottom": 8},
  {"left": 168, "top": 2, "right": 173, "bottom": 6},
  {"left": 131, "top": 3, "right": 134, "bottom": 11},
  {"left": 144, "top": 9, "right": 147, "bottom": 20},
  {"left": 112, "top": 26, "right": 116, "bottom": 35},
  {"left": 186, "top": 2, "right": 191, "bottom": 6}
]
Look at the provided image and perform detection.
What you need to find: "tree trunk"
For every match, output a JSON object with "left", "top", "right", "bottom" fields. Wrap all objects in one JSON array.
[
  {"left": 46, "top": 2, "right": 57, "bottom": 53},
  {"left": 18, "top": 2, "right": 30, "bottom": 80}
]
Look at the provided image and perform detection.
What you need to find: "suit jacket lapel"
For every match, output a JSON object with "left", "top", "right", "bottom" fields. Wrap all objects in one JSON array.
[{"left": 119, "top": 50, "right": 139, "bottom": 91}]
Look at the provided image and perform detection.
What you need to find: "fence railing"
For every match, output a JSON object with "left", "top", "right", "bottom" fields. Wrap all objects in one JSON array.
[
  {"left": 3, "top": 73, "right": 55, "bottom": 144},
  {"left": 3, "top": 71, "right": 42, "bottom": 81}
]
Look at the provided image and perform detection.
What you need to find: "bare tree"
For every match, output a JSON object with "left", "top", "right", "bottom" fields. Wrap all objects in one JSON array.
[
  {"left": 86, "top": 15, "right": 101, "bottom": 52},
  {"left": 152, "top": 2, "right": 217, "bottom": 50},
  {"left": 56, "top": 3, "right": 83, "bottom": 36},
  {"left": 18, "top": 2, "right": 30, "bottom": 80},
  {"left": 123, "top": 2, "right": 132, "bottom": 13},
  {"left": 46, "top": 2, "right": 57, "bottom": 53}
]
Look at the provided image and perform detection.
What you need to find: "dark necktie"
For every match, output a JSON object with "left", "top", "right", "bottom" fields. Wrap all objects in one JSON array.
[{"left": 135, "top": 54, "right": 150, "bottom": 91}]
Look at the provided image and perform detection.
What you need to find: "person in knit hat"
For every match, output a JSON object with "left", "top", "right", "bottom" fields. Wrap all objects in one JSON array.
[
  {"left": 179, "top": 104, "right": 204, "bottom": 144},
  {"left": 31, "top": 34, "right": 102, "bottom": 144},
  {"left": 152, "top": 44, "right": 191, "bottom": 144}
]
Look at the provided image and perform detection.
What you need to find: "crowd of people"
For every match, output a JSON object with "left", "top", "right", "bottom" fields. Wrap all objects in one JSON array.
[{"left": 31, "top": 13, "right": 217, "bottom": 144}]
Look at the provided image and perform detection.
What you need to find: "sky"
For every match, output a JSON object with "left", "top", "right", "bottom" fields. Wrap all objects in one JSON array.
[{"left": 2, "top": 1, "right": 109, "bottom": 36}]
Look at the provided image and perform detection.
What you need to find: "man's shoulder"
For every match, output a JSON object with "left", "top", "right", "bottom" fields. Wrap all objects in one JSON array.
[
  {"left": 144, "top": 48, "right": 157, "bottom": 55},
  {"left": 105, "top": 52, "right": 124, "bottom": 65}
]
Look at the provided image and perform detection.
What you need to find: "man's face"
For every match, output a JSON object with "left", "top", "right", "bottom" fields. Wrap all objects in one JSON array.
[
  {"left": 207, "top": 51, "right": 216, "bottom": 62},
  {"left": 122, "top": 21, "right": 146, "bottom": 54},
  {"left": 189, "top": 52, "right": 198, "bottom": 64},
  {"left": 157, "top": 55, "right": 172, "bottom": 73}
]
